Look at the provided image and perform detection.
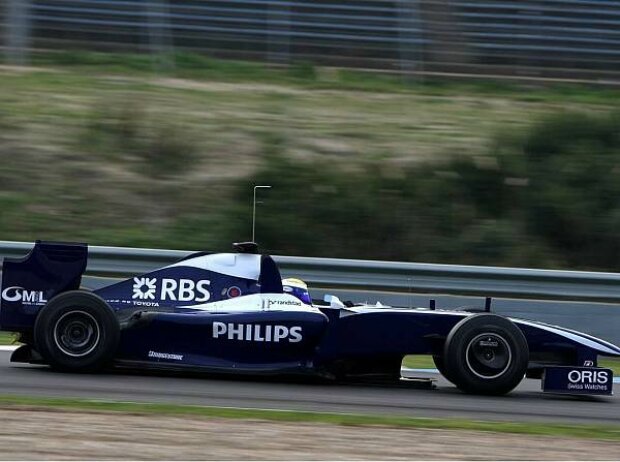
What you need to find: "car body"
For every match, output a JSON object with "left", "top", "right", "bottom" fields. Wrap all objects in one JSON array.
[{"left": 1, "top": 240, "right": 618, "bottom": 396}]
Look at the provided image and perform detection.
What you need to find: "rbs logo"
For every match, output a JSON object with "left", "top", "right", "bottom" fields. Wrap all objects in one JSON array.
[{"left": 133, "top": 278, "right": 211, "bottom": 303}]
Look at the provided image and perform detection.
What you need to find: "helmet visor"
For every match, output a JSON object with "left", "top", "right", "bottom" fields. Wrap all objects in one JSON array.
[{"left": 285, "top": 285, "right": 312, "bottom": 305}]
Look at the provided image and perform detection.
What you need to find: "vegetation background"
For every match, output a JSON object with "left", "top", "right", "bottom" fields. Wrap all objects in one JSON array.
[{"left": 1, "top": 52, "right": 620, "bottom": 271}]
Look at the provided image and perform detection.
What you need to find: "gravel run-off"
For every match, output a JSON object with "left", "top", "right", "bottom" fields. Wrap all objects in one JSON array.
[{"left": 0, "top": 408, "right": 618, "bottom": 460}]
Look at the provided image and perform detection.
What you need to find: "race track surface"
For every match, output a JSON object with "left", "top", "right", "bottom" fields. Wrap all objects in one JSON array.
[{"left": 0, "top": 351, "right": 616, "bottom": 425}]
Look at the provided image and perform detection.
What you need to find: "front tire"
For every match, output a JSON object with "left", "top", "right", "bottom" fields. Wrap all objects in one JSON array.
[
  {"left": 443, "top": 314, "right": 528, "bottom": 395},
  {"left": 432, "top": 355, "right": 455, "bottom": 384},
  {"left": 34, "top": 290, "right": 120, "bottom": 372}
]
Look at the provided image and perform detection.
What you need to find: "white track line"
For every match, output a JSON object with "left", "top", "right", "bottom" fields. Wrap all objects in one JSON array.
[{"left": 0, "top": 346, "right": 18, "bottom": 351}]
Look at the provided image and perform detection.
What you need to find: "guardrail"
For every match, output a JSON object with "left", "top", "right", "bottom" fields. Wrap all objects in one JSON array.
[
  {"left": 1, "top": 241, "right": 620, "bottom": 304},
  {"left": 3, "top": 0, "right": 620, "bottom": 83}
]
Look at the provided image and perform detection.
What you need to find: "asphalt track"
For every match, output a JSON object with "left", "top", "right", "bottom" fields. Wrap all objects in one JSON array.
[{"left": 0, "top": 350, "right": 616, "bottom": 425}]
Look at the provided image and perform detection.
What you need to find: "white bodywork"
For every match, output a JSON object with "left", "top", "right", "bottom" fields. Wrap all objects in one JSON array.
[
  {"left": 166, "top": 253, "right": 262, "bottom": 281},
  {"left": 181, "top": 293, "right": 323, "bottom": 314}
]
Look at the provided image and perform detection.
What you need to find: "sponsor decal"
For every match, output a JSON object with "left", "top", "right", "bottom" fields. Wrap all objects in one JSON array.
[
  {"left": 132, "top": 278, "right": 211, "bottom": 303},
  {"left": 567, "top": 369, "right": 610, "bottom": 391},
  {"left": 226, "top": 286, "right": 242, "bottom": 298},
  {"left": 148, "top": 350, "right": 184, "bottom": 361},
  {"left": 108, "top": 299, "right": 160, "bottom": 307},
  {"left": 212, "top": 322, "right": 303, "bottom": 343},
  {"left": 133, "top": 301, "right": 160, "bottom": 307},
  {"left": 1, "top": 286, "right": 47, "bottom": 305},
  {"left": 543, "top": 366, "right": 613, "bottom": 395},
  {"left": 133, "top": 278, "right": 157, "bottom": 300},
  {"left": 568, "top": 369, "right": 609, "bottom": 384},
  {"left": 261, "top": 299, "right": 302, "bottom": 310},
  {"left": 583, "top": 360, "right": 594, "bottom": 367}
]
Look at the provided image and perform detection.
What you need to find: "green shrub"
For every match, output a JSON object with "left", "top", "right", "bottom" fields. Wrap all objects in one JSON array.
[
  {"left": 79, "top": 101, "right": 199, "bottom": 178},
  {"left": 518, "top": 112, "right": 620, "bottom": 268},
  {"left": 228, "top": 111, "right": 620, "bottom": 270}
]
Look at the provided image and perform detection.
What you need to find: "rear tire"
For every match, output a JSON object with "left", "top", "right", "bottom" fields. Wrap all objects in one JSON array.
[
  {"left": 443, "top": 314, "right": 528, "bottom": 395},
  {"left": 34, "top": 290, "right": 120, "bottom": 372}
]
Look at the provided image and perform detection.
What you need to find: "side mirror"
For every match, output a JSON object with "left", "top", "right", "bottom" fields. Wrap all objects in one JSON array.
[
  {"left": 233, "top": 242, "right": 259, "bottom": 253},
  {"left": 323, "top": 294, "right": 345, "bottom": 309}
]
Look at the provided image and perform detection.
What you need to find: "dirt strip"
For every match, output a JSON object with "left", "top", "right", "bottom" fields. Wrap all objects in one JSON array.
[{"left": 0, "top": 408, "right": 617, "bottom": 460}]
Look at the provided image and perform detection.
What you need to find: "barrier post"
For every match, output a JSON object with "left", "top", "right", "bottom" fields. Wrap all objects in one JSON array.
[
  {"left": 5, "top": 0, "right": 32, "bottom": 65},
  {"left": 267, "top": 0, "right": 291, "bottom": 64},
  {"left": 397, "top": 0, "right": 423, "bottom": 83},
  {"left": 146, "top": 0, "right": 175, "bottom": 70}
]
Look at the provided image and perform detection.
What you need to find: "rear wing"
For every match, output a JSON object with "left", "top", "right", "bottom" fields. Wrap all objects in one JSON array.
[{"left": 0, "top": 241, "right": 87, "bottom": 332}]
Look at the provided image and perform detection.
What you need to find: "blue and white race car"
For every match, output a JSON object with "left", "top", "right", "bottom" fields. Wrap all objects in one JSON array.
[{"left": 1, "top": 241, "right": 618, "bottom": 396}]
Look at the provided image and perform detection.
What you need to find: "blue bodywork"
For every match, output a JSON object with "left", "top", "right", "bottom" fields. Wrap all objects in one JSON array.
[{"left": 1, "top": 241, "right": 619, "bottom": 380}]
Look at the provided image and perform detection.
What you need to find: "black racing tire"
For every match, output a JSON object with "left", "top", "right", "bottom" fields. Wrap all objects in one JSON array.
[
  {"left": 432, "top": 355, "right": 455, "bottom": 384},
  {"left": 462, "top": 308, "right": 486, "bottom": 313},
  {"left": 443, "top": 314, "right": 528, "bottom": 395},
  {"left": 34, "top": 290, "right": 120, "bottom": 372}
]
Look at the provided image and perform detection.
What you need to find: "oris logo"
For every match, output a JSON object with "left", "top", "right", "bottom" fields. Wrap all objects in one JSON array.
[
  {"left": 132, "top": 278, "right": 211, "bottom": 303},
  {"left": 212, "top": 322, "right": 303, "bottom": 343},
  {"left": 568, "top": 370, "right": 610, "bottom": 384},
  {"left": 1, "top": 286, "right": 47, "bottom": 305}
]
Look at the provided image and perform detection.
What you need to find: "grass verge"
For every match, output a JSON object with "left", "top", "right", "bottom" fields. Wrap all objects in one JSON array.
[
  {"left": 0, "top": 332, "right": 17, "bottom": 345},
  {"left": 403, "top": 355, "right": 620, "bottom": 375},
  {"left": 27, "top": 50, "right": 620, "bottom": 104},
  {"left": 0, "top": 394, "right": 618, "bottom": 441}
]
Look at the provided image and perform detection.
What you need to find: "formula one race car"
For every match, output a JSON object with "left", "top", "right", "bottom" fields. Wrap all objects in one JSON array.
[{"left": 1, "top": 241, "right": 618, "bottom": 396}]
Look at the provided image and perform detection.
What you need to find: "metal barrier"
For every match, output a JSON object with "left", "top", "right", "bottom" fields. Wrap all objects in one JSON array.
[
  {"left": 2, "top": 240, "right": 620, "bottom": 303},
  {"left": 5, "top": 0, "right": 427, "bottom": 70},
  {"left": 452, "top": 0, "right": 620, "bottom": 78},
  {"left": 2, "top": 0, "right": 620, "bottom": 82}
]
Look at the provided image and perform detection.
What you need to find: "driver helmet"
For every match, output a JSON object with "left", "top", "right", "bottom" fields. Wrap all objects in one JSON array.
[{"left": 282, "top": 277, "right": 312, "bottom": 305}]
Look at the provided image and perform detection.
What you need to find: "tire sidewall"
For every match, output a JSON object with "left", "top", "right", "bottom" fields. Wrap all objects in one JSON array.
[
  {"left": 444, "top": 314, "right": 528, "bottom": 395},
  {"left": 34, "top": 290, "right": 119, "bottom": 372},
  {"left": 432, "top": 354, "right": 455, "bottom": 384}
]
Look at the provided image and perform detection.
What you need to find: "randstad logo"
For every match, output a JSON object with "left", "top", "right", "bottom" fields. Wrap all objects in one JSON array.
[
  {"left": 132, "top": 277, "right": 211, "bottom": 302},
  {"left": 1, "top": 286, "right": 48, "bottom": 305}
]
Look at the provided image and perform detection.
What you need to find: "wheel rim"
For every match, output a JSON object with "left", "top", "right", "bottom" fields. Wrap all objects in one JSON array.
[
  {"left": 465, "top": 332, "right": 512, "bottom": 379},
  {"left": 53, "top": 310, "right": 100, "bottom": 357}
]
